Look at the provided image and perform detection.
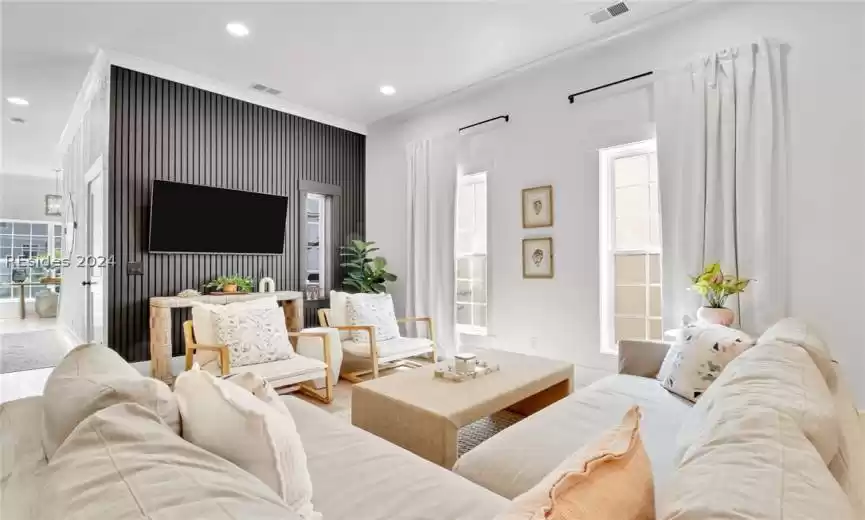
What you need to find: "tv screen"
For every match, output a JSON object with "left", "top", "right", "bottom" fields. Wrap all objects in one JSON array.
[{"left": 149, "top": 180, "right": 288, "bottom": 254}]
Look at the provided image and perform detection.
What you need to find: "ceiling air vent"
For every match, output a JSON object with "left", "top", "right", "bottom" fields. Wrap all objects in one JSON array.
[
  {"left": 589, "top": 1, "right": 631, "bottom": 24},
  {"left": 250, "top": 83, "right": 282, "bottom": 96}
]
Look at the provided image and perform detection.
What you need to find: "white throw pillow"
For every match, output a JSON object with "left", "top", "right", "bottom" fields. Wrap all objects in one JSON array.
[
  {"left": 174, "top": 367, "right": 319, "bottom": 520},
  {"left": 328, "top": 290, "right": 351, "bottom": 340},
  {"left": 191, "top": 297, "right": 278, "bottom": 345},
  {"left": 213, "top": 305, "right": 295, "bottom": 367},
  {"left": 346, "top": 293, "right": 400, "bottom": 343},
  {"left": 657, "top": 323, "right": 753, "bottom": 402}
]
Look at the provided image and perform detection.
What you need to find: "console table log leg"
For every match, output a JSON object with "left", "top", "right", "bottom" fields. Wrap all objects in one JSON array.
[
  {"left": 282, "top": 299, "right": 303, "bottom": 332},
  {"left": 149, "top": 305, "right": 173, "bottom": 383}
]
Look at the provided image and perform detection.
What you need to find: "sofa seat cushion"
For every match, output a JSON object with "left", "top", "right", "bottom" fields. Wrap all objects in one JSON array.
[
  {"left": 228, "top": 355, "right": 327, "bottom": 387},
  {"left": 0, "top": 397, "right": 48, "bottom": 520},
  {"left": 282, "top": 395, "right": 507, "bottom": 520},
  {"left": 453, "top": 374, "right": 691, "bottom": 500},
  {"left": 41, "top": 343, "right": 180, "bottom": 459},
  {"left": 659, "top": 407, "right": 855, "bottom": 520},
  {"left": 342, "top": 336, "right": 434, "bottom": 359},
  {"left": 39, "top": 402, "right": 301, "bottom": 520}
]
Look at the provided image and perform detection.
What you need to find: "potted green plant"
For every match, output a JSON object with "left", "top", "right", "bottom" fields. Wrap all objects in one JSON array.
[
  {"left": 203, "top": 275, "right": 254, "bottom": 294},
  {"left": 690, "top": 262, "right": 751, "bottom": 325},
  {"left": 340, "top": 240, "right": 397, "bottom": 293}
]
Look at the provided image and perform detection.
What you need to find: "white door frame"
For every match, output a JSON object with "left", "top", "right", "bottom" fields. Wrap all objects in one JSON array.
[{"left": 84, "top": 156, "right": 108, "bottom": 343}]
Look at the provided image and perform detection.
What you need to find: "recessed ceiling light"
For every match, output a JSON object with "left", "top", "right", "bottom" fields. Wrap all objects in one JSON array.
[
  {"left": 379, "top": 85, "right": 396, "bottom": 96},
  {"left": 225, "top": 22, "right": 250, "bottom": 38},
  {"left": 6, "top": 97, "right": 29, "bottom": 106},
  {"left": 9, "top": 117, "right": 26, "bottom": 124}
]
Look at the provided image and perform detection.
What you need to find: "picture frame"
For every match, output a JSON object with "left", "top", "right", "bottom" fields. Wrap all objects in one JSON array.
[
  {"left": 522, "top": 237, "right": 554, "bottom": 279},
  {"left": 522, "top": 185, "right": 553, "bottom": 228}
]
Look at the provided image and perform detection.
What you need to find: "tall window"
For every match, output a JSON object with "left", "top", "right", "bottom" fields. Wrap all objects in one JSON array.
[
  {"left": 599, "top": 139, "right": 662, "bottom": 353},
  {"left": 455, "top": 172, "right": 487, "bottom": 335},
  {"left": 305, "top": 193, "right": 328, "bottom": 291},
  {"left": 0, "top": 220, "right": 63, "bottom": 302}
]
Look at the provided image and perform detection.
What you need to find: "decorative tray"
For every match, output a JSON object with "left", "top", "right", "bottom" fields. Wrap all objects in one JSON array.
[{"left": 433, "top": 359, "right": 500, "bottom": 382}]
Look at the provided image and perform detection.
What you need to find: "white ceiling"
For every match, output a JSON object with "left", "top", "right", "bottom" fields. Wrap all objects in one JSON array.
[{"left": 1, "top": 1, "right": 690, "bottom": 177}]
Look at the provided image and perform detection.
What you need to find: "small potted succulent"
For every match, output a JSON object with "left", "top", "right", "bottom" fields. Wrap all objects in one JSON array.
[
  {"left": 203, "top": 275, "right": 254, "bottom": 294},
  {"left": 690, "top": 262, "right": 751, "bottom": 326}
]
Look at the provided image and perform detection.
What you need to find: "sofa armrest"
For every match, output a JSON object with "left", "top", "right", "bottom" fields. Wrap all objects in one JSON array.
[{"left": 617, "top": 340, "right": 671, "bottom": 378}]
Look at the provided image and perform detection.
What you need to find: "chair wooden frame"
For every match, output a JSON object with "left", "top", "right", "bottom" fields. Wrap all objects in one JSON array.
[
  {"left": 317, "top": 309, "right": 436, "bottom": 383},
  {"left": 183, "top": 320, "right": 334, "bottom": 404}
]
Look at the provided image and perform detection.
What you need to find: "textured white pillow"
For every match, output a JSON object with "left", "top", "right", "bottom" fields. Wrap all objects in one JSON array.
[
  {"left": 175, "top": 367, "right": 319, "bottom": 520},
  {"left": 191, "top": 297, "right": 278, "bottom": 345},
  {"left": 346, "top": 293, "right": 400, "bottom": 343},
  {"left": 657, "top": 323, "right": 753, "bottom": 402},
  {"left": 213, "top": 305, "right": 294, "bottom": 367},
  {"left": 328, "top": 290, "right": 351, "bottom": 340}
]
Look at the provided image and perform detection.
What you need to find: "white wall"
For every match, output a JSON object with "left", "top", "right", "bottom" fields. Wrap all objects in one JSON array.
[
  {"left": 0, "top": 174, "right": 63, "bottom": 223},
  {"left": 367, "top": 2, "right": 865, "bottom": 402}
]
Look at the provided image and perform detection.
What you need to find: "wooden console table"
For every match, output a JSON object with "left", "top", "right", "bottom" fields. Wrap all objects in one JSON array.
[{"left": 148, "top": 291, "right": 304, "bottom": 383}]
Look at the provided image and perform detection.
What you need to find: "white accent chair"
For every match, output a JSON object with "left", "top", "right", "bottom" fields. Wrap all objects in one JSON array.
[
  {"left": 183, "top": 320, "right": 333, "bottom": 403},
  {"left": 318, "top": 293, "right": 436, "bottom": 383}
]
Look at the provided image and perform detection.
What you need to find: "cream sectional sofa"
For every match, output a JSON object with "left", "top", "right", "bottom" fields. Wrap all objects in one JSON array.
[
  {"left": 454, "top": 318, "right": 865, "bottom": 518},
  {"left": 0, "top": 344, "right": 507, "bottom": 520}
]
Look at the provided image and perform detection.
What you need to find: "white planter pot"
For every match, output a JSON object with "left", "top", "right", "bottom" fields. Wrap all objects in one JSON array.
[{"left": 697, "top": 306, "right": 735, "bottom": 326}]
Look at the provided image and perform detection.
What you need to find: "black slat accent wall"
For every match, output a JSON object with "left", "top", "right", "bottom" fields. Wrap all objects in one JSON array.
[{"left": 108, "top": 66, "right": 365, "bottom": 362}]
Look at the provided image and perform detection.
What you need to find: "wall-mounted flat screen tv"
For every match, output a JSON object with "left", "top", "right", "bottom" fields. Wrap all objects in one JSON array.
[{"left": 149, "top": 180, "right": 288, "bottom": 254}]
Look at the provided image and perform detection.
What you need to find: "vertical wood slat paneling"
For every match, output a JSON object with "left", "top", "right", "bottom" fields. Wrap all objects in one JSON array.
[{"left": 109, "top": 66, "right": 365, "bottom": 362}]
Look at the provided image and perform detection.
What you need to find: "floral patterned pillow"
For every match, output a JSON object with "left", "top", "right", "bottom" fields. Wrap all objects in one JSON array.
[
  {"left": 346, "top": 293, "right": 401, "bottom": 343},
  {"left": 214, "top": 306, "right": 295, "bottom": 367},
  {"left": 657, "top": 323, "right": 754, "bottom": 402}
]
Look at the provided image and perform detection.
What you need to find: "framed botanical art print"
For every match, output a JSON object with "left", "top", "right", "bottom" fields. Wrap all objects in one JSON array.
[
  {"left": 522, "top": 185, "right": 553, "bottom": 228},
  {"left": 522, "top": 237, "right": 554, "bottom": 278}
]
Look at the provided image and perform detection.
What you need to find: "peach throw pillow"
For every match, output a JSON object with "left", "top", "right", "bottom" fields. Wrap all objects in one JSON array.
[{"left": 496, "top": 406, "right": 654, "bottom": 520}]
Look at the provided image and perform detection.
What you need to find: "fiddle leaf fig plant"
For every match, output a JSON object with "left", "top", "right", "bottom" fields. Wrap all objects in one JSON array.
[{"left": 340, "top": 240, "right": 397, "bottom": 294}]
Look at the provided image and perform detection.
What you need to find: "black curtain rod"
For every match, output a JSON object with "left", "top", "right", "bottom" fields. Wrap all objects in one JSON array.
[
  {"left": 459, "top": 114, "right": 509, "bottom": 133},
  {"left": 567, "top": 71, "right": 653, "bottom": 103}
]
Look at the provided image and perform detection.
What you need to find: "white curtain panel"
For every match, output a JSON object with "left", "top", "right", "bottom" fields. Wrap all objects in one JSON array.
[
  {"left": 655, "top": 38, "right": 789, "bottom": 334},
  {"left": 406, "top": 137, "right": 458, "bottom": 356}
]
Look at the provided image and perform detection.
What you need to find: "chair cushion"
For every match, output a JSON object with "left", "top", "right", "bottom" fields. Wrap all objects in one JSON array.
[
  {"left": 346, "top": 293, "right": 401, "bottom": 342},
  {"left": 41, "top": 343, "right": 180, "bottom": 460},
  {"left": 230, "top": 355, "right": 327, "bottom": 387},
  {"left": 39, "top": 402, "right": 300, "bottom": 520},
  {"left": 342, "top": 336, "right": 434, "bottom": 359},
  {"left": 496, "top": 406, "right": 654, "bottom": 520},
  {"left": 175, "top": 367, "right": 319, "bottom": 520},
  {"left": 214, "top": 305, "right": 295, "bottom": 367},
  {"left": 656, "top": 323, "right": 753, "bottom": 402}
]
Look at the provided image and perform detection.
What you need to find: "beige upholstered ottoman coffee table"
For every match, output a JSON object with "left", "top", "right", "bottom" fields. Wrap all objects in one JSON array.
[{"left": 351, "top": 349, "right": 574, "bottom": 468}]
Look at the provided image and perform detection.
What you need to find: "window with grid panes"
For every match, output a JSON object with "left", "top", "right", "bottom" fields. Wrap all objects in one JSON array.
[
  {"left": 455, "top": 172, "right": 487, "bottom": 335},
  {"left": 599, "top": 140, "right": 662, "bottom": 353},
  {"left": 0, "top": 220, "right": 64, "bottom": 301}
]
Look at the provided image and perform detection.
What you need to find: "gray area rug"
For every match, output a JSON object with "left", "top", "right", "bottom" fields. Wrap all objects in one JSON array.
[
  {"left": 0, "top": 330, "right": 69, "bottom": 374},
  {"left": 458, "top": 410, "right": 524, "bottom": 457}
]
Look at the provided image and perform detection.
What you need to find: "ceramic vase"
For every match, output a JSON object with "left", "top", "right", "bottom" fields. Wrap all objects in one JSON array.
[{"left": 697, "top": 306, "right": 735, "bottom": 326}]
